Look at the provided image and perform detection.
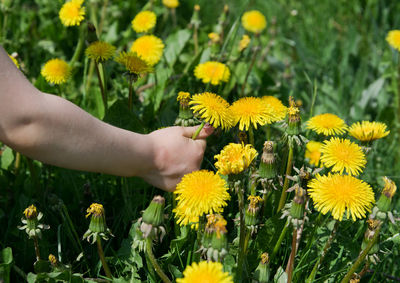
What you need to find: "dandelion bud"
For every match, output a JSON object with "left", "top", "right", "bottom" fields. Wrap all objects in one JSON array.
[
  {"left": 290, "top": 184, "right": 306, "bottom": 220},
  {"left": 140, "top": 196, "right": 166, "bottom": 240},
  {"left": 245, "top": 196, "right": 263, "bottom": 235},
  {"left": 24, "top": 204, "right": 38, "bottom": 220},
  {"left": 361, "top": 219, "right": 381, "bottom": 257},
  {"left": 83, "top": 203, "right": 113, "bottom": 243},
  {"left": 201, "top": 214, "right": 228, "bottom": 262},
  {"left": 48, "top": 254, "right": 60, "bottom": 268},
  {"left": 376, "top": 177, "right": 397, "bottom": 212},
  {"left": 194, "top": 4, "right": 200, "bottom": 11},
  {"left": 254, "top": 252, "right": 271, "bottom": 282},
  {"left": 258, "top": 141, "right": 276, "bottom": 179},
  {"left": 19, "top": 204, "right": 49, "bottom": 239}
]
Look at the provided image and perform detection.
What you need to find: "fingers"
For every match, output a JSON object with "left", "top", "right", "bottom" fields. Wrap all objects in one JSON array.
[{"left": 181, "top": 124, "right": 214, "bottom": 139}]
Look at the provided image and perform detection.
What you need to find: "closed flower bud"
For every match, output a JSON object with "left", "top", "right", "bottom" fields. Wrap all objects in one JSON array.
[
  {"left": 290, "top": 185, "right": 306, "bottom": 220},
  {"left": 254, "top": 252, "right": 271, "bottom": 282},
  {"left": 258, "top": 141, "right": 276, "bottom": 179},
  {"left": 376, "top": 177, "right": 397, "bottom": 212},
  {"left": 286, "top": 97, "right": 301, "bottom": 136},
  {"left": 140, "top": 196, "right": 166, "bottom": 240}
]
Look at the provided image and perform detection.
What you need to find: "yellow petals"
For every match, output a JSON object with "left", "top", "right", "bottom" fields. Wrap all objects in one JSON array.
[
  {"left": 241, "top": 10, "right": 266, "bottom": 34},
  {"left": 214, "top": 143, "right": 258, "bottom": 175},
  {"left": 305, "top": 141, "right": 323, "bottom": 167},
  {"left": 348, "top": 121, "right": 390, "bottom": 142},
  {"left": 386, "top": 30, "right": 400, "bottom": 51},
  {"left": 130, "top": 35, "right": 164, "bottom": 66},
  {"left": 307, "top": 113, "right": 348, "bottom": 136},
  {"left": 131, "top": 11, "right": 156, "bottom": 33},
  {"left": 194, "top": 61, "right": 230, "bottom": 85},
  {"left": 177, "top": 261, "right": 233, "bottom": 283},
  {"left": 85, "top": 41, "right": 116, "bottom": 62},
  {"left": 59, "top": 0, "right": 85, "bottom": 27},
  {"left": 41, "top": 58, "right": 70, "bottom": 85}
]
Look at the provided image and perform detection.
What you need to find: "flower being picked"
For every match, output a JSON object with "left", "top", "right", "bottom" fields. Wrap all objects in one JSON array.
[
  {"left": 241, "top": 10, "right": 267, "bottom": 34},
  {"left": 305, "top": 141, "right": 323, "bottom": 167},
  {"left": 85, "top": 41, "right": 116, "bottom": 63},
  {"left": 308, "top": 174, "right": 375, "bottom": 221},
  {"left": 306, "top": 113, "right": 348, "bottom": 136},
  {"left": 348, "top": 121, "right": 390, "bottom": 142},
  {"left": 173, "top": 170, "right": 230, "bottom": 227},
  {"left": 59, "top": 0, "right": 85, "bottom": 27},
  {"left": 189, "top": 92, "right": 233, "bottom": 130},
  {"left": 230, "top": 97, "right": 276, "bottom": 131},
  {"left": 386, "top": 30, "right": 400, "bottom": 51},
  {"left": 214, "top": 143, "right": 258, "bottom": 175},
  {"left": 132, "top": 11, "right": 156, "bottom": 33},
  {"left": 115, "top": 51, "right": 153, "bottom": 75},
  {"left": 320, "top": 137, "right": 366, "bottom": 176},
  {"left": 162, "top": 0, "right": 179, "bottom": 9},
  {"left": 41, "top": 58, "right": 71, "bottom": 85},
  {"left": 194, "top": 61, "right": 230, "bottom": 85},
  {"left": 177, "top": 261, "right": 233, "bottom": 283},
  {"left": 130, "top": 35, "right": 164, "bottom": 66}
]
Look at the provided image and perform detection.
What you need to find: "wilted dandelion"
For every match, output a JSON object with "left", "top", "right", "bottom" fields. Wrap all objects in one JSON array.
[
  {"left": 131, "top": 11, "right": 156, "bottom": 33},
  {"left": 208, "top": 32, "right": 220, "bottom": 43},
  {"left": 386, "top": 30, "right": 400, "bottom": 51},
  {"left": 173, "top": 170, "right": 230, "bottom": 226},
  {"left": 59, "top": 0, "right": 85, "bottom": 27},
  {"left": 241, "top": 10, "right": 267, "bottom": 34},
  {"left": 214, "top": 143, "right": 258, "bottom": 175},
  {"left": 261, "top": 96, "right": 287, "bottom": 122},
  {"left": 130, "top": 35, "right": 164, "bottom": 66},
  {"left": 189, "top": 92, "right": 233, "bottom": 130},
  {"left": 239, "top": 34, "right": 251, "bottom": 51},
  {"left": 308, "top": 174, "right": 375, "bottom": 221},
  {"left": 85, "top": 41, "right": 116, "bottom": 63},
  {"left": 177, "top": 261, "right": 233, "bottom": 283},
  {"left": 162, "top": 0, "right": 179, "bottom": 9},
  {"left": 348, "top": 121, "right": 390, "bottom": 142},
  {"left": 115, "top": 51, "right": 153, "bottom": 75},
  {"left": 194, "top": 61, "right": 230, "bottom": 85},
  {"left": 320, "top": 137, "right": 366, "bottom": 176},
  {"left": 230, "top": 97, "right": 276, "bottom": 131},
  {"left": 306, "top": 113, "right": 348, "bottom": 136},
  {"left": 305, "top": 141, "right": 323, "bottom": 167},
  {"left": 41, "top": 58, "right": 71, "bottom": 85}
]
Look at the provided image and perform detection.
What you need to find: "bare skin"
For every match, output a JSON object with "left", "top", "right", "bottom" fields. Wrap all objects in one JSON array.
[{"left": 0, "top": 46, "right": 213, "bottom": 192}]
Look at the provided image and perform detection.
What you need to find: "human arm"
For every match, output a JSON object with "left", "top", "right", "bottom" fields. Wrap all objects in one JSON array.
[{"left": 0, "top": 46, "right": 213, "bottom": 191}]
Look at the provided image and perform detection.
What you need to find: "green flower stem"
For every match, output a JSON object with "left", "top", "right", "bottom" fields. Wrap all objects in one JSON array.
[
  {"left": 33, "top": 236, "right": 40, "bottom": 261},
  {"left": 94, "top": 62, "right": 107, "bottom": 112},
  {"left": 271, "top": 220, "right": 289, "bottom": 261},
  {"left": 145, "top": 238, "right": 172, "bottom": 283},
  {"left": 128, "top": 75, "right": 134, "bottom": 111},
  {"left": 240, "top": 38, "right": 260, "bottom": 97},
  {"left": 277, "top": 144, "right": 294, "bottom": 213},
  {"left": 171, "top": 8, "right": 177, "bottom": 27},
  {"left": 96, "top": 238, "right": 112, "bottom": 279},
  {"left": 340, "top": 225, "right": 381, "bottom": 283},
  {"left": 306, "top": 220, "right": 339, "bottom": 283},
  {"left": 14, "top": 152, "right": 21, "bottom": 174},
  {"left": 248, "top": 126, "right": 255, "bottom": 146},
  {"left": 69, "top": 24, "right": 85, "bottom": 70},
  {"left": 237, "top": 182, "right": 248, "bottom": 282},
  {"left": 192, "top": 121, "right": 206, "bottom": 140},
  {"left": 286, "top": 228, "right": 298, "bottom": 283},
  {"left": 193, "top": 23, "right": 199, "bottom": 55}
]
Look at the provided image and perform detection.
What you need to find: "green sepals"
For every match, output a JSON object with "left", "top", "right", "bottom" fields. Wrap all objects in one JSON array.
[
  {"left": 290, "top": 202, "right": 304, "bottom": 220},
  {"left": 376, "top": 194, "right": 391, "bottom": 212},
  {"left": 258, "top": 162, "right": 276, "bottom": 180},
  {"left": 254, "top": 261, "right": 271, "bottom": 282},
  {"left": 142, "top": 196, "right": 165, "bottom": 227},
  {"left": 211, "top": 232, "right": 227, "bottom": 251},
  {"left": 245, "top": 209, "right": 258, "bottom": 226},
  {"left": 286, "top": 120, "right": 300, "bottom": 136},
  {"left": 89, "top": 214, "right": 107, "bottom": 233},
  {"left": 178, "top": 107, "right": 193, "bottom": 120}
]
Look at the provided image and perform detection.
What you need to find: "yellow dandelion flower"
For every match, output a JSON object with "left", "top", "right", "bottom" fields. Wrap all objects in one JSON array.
[
  {"left": 162, "top": 0, "right": 179, "bottom": 9},
  {"left": 307, "top": 113, "right": 348, "bottom": 136},
  {"left": 8, "top": 54, "right": 19, "bottom": 68},
  {"left": 230, "top": 97, "right": 276, "bottom": 131},
  {"left": 348, "top": 121, "right": 390, "bottom": 142},
  {"left": 320, "top": 137, "right": 366, "bottom": 176},
  {"left": 59, "top": 0, "right": 85, "bottom": 27},
  {"left": 130, "top": 35, "right": 164, "bottom": 66},
  {"left": 194, "top": 61, "right": 230, "bottom": 85},
  {"left": 177, "top": 261, "right": 233, "bottom": 283},
  {"left": 131, "top": 10, "right": 156, "bottom": 33},
  {"left": 308, "top": 174, "right": 375, "bottom": 221},
  {"left": 241, "top": 10, "right": 267, "bottom": 34},
  {"left": 261, "top": 96, "right": 288, "bottom": 122},
  {"left": 305, "top": 141, "right": 323, "bottom": 167},
  {"left": 173, "top": 170, "right": 230, "bottom": 226},
  {"left": 85, "top": 41, "right": 116, "bottom": 63},
  {"left": 177, "top": 91, "right": 191, "bottom": 102},
  {"left": 214, "top": 143, "right": 258, "bottom": 175},
  {"left": 208, "top": 32, "right": 220, "bottom": 43},
  {"left": 189, "top": 92, "right": 233, "bottom": 130},
  {"left": 386, "top": 30, "right": 400, "bottom": 51},
  {"left": 239, "top": 34, "right": 251, "bottom": 51},
  {"left": 115, "top": 51, "right": 153, "bottom": 75},
  {"left": 24, "top": 204, "right": 38, "bottom": 219},
  {"left": 85, "top": 203, "right": 104, "bottom": 218},
  {"left": 41, "top": 58, "right": 70, "bottom": 85}
]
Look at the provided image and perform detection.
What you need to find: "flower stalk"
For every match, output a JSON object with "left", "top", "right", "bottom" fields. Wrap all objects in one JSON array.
[
  {"left": 146, "top": 237, "right": 171, "bottom": 283},
  {"left": 192, "top": 121, "right": 205, "bottom": 140},
  {"left": 237, "top": 181, "right": 248, "bottom": 282},
  {"left": 277, "top": 144, "right": 294, "bottom": 212},
  {"left": 94, "top": 62, "right": 107, "bottom": 111},
  {"left": 96, "top": 237, "right": 112, "bottom": 279}
]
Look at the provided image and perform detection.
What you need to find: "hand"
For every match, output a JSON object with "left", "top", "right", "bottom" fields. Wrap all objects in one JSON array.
[{"left": 142, "top": 124, "right": 214, "bottom": 191}]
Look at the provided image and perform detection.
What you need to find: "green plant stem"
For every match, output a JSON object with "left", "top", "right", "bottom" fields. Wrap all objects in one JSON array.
[
  {"left": 128, "top": 75, "right": 134, "bottom": 111},
  {"left": 240, "top": 43, "right": 260, "bottom": 97},
  {"left": 248, "top": 126, "right": 255, "bottom": 146},
  {"left": 145, "top": 238, "right": 172, "bottom": 283},
  {"left": 171, "top": 8, "right": 177, "bottom": 27},
  {"left": 193, "top": 24, "right": 199, "bottom": 55},
  {"left": 95, "top": 62, "right": 107, "bottom": 112},
  {"left": 306, "top": 221, "right": 339, "bottom": 283},
  {"left": 340, "top": 225, "right": 381, "bottom": 283},
  {"left": 1, "top": 9, "right": 8, "bottom": 42},
  {"left": 96, "top": 237, "right": 112, "bottom": 280},
  {"left": 277, "top": 144, "right": 294, "bottom": 213},
  {"left": 69, "top": 25, "right": 85, "bottom": 70},
  {"left": 33, "top": 236, "right": 40, "bottom": 261},
  {"left": 237, "top": 182, "right": 247, "bottom": 282},
  {"left": 286, "top": 228, "right": 298, "bottom": 283},
  {"left": 271, "top": 220, "right": 289, "bottom": 260},
  {"left": 14, "top": 152, "right": 21, "bottom": 174},
  {"left": 192, "top": 121, "right": 206, "bottom": 139}
]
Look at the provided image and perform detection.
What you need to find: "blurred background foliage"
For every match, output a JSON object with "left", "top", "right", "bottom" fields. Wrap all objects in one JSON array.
[{"left": 1, "top": 0, "right": 400, "bottom": 282}]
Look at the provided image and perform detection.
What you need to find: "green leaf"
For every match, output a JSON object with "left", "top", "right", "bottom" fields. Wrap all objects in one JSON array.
[
  {"left": 274, "top": 266, "right": 288, "bottom": 283},
  {"left": 255, "top": 215, "right": 286, "bottom": 254},
  {"left": 1, "top": 147, "right": 14, "bottom": 170},
  {"left": 103, "top": 99, "right": 146, "bottom": 133},
  {"left": 33, "top": 259, "right": 51, "bottom": 274},
  {"left": 164, "top": 29, "right": 192, "bottom": 67},
  {"left": 0, "top": 247, "right": 13, "bottom": 283}
]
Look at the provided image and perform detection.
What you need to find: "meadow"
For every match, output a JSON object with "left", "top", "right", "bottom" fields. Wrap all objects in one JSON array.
[{"left": 0, "top": 0, "right": 400, "bottom": 282}]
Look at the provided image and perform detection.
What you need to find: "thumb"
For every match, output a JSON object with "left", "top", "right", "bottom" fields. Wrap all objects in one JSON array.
[{"left": 182, "top": 124, "right": 215, "bottom": 139}]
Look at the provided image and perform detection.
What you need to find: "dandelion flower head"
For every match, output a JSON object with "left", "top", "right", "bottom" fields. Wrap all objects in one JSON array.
[
  {"left": 131, "top": 10, "right": 156, "bottom": 33},
  {"left": 230, "top": 97, "right": 275, "bottom": 131},
  {"left": 348, "top": 121, "right": 390, "bottom": 142},
  {"left": 261, "top": 96, "right": 288, "bottom": 122},
  {"left": 386, "top": 30, "right": 400, "bottom": 51},
  {"left": 130, "top": 35, "right": 164, "bottom": 66},
  {"left": 59, "top": 0, "right": 85, "bottom": 27},
  {"left": 24, "top": 205, "right": 38, "bottom": 219},
  {"left": 173, "top": 170, "right": 230, "bottom": 226},
  {"left": 308, "top": 174, "right": 374, "bottom": 221},
  {"left": 41, "top": 58, "right": 71, "bottom": 85},
  {"left": 86, "top": 203, "right": 104, "bottom": 218},
  {"left": 239, "top": 34, "right": 251, "bottom": 51},
  {"left": 115, "top": 51, "right": 153, "bottom": 75},
  {"left": 307, "top": 113, "right": 348, "bottom": 136},
  {"left": 305, "top": 141, "right": 323, "bottom": 167},
  {"left": 320, "top": 137, "right": 366, "bottom": 176},
  {"left": 194, "top": 61, "right": 230, "bottom": 85},
  {"left": 162, "top": 0, "right": 179, "bottom": 9},
  {"left": 214, "top": 143, "right": 258, "bottom": 175},
  {"left": 208, "top": 32, "right": 220, "bottom": 43},
  {"left": 382, "top": 176, "right": 397, "bottom": 199},
  {"left": 85, "top": 41, "right": 116, "bottom": 62},
  {"left": 189, "top": 92, "right": 233, "bottom": 130},
  {"left": 177, "top": 261, "right": 233, "bottom": 283},
  {"left": 241, "top": 10, "right": 267, "bottom": 34}
]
